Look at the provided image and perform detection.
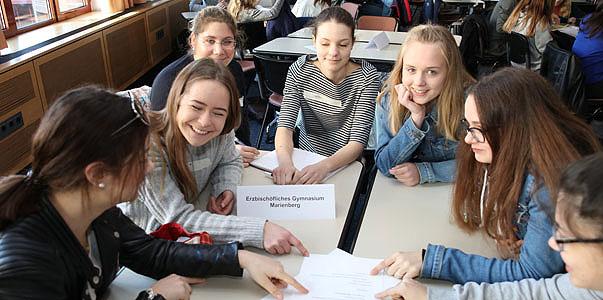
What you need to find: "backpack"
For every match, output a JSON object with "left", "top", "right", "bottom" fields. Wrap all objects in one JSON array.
[{"left": 459, "top": 12, "right": 490, "bottom": 77}]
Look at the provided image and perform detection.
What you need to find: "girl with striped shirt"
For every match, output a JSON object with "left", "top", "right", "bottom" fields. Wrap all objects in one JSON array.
[{"left": 273, "top": 7, "right": 380, "bottom": 185}]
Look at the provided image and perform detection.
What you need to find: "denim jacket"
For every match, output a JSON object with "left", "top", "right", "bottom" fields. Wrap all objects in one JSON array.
[
  {"left": 374, "top": 92, "right": 458, "bottom": 184},
  {"left": 421, "top": 174, "right": 564, "bottom": 284}
]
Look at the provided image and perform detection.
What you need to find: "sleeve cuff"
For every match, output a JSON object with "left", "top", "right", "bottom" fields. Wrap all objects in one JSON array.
[
  {"left": 421, "top": 244, "right": 446, "bottom": 279},
  {"left": 401, "top": 117, "right": 428, "bottom": 143},
  {"left": 416, "top": 162, "right": 434, "bottom": 184}
]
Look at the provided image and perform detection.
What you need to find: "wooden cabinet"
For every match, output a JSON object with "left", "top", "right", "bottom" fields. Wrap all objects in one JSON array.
[
  {"left": 34, "top": 32, "right": 110, "bottom": 108},
  {"left": 103, "top": 14, "right": 150, "bottom": 90},
  {"left": 0, "top": 63, "right": 44, "bottom": 175},
  {"left": 146, "top": 5, "right": 171, "bottom": 64}
]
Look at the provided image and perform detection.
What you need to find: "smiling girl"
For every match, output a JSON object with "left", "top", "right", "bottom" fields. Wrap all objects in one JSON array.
[
  {"left": 374, "top": 25, "right": 474, "bottom": 186},
  {"left": 121, "top": 59, "right": 308, "bottom": 257},
  {"left": 272, "top": 7, "right": 380, "bottom": 185}
]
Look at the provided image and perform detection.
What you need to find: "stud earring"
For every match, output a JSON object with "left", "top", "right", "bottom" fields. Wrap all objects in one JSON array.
[{"left": 98, "top": 183, "right": 105, "bottom": 189}]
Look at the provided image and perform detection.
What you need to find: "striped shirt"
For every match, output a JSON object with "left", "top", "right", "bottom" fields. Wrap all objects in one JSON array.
[{"left": 278, "top": 55, "right": 380, "bottom": 157}]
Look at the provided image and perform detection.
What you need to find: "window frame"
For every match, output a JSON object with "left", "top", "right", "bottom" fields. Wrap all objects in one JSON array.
[{"left": 1, "top": 0, "right": 90, "bottom": 38}]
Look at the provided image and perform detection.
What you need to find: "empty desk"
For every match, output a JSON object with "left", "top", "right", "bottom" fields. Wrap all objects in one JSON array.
[{"left": 288, "top": 27, "right": 462, "bottom": 46}]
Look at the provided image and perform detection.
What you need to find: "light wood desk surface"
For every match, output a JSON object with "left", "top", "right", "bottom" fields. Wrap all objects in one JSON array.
[
  {"left": 288, "top": 27, "right": 462, "bottom": 46},
  {"left": 254, "top": 37, "right": 401, "bottom": 64},
  {"left": 354, "top": 172, "right": 498, "bottom": 260},
  {"left": 105, "top": 161, "right": 364, "bottom": 299}
]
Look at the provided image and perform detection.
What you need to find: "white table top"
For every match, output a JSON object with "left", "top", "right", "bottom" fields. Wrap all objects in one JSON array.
[
  {"left": 354, "top": 172, "right": 498, "bottom": 260},
  {"left": 288, "top": 28, "right": 462, "bottom": 46},
  {"left": 105, "top": 161, "right": 364, "bottom": 300},
  {"left": 254, "top": 37, "right": 401, "bottom": 64}
]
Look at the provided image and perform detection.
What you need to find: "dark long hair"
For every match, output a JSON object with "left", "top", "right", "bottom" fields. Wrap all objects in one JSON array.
[
  {"left": 558, "top": 152, "right": 603, "bottom": 238},
  {"left": 584, "top": 0, "right": 603, "bottom": 38},
  {"left": 452, "top": 68, "right": 601, "bottom": 257},
  {"left": 0, "top": 86, "right": 150, "bottom": 230}
]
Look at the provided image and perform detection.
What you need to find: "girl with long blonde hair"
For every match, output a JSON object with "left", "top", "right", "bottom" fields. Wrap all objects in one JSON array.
[{"left": 374, "top": 24, "right": 474, "bottom": 186}]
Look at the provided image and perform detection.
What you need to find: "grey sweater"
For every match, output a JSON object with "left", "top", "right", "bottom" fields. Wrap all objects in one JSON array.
[
  {"left": 430, "top": 273, "right": 603, "bottom": 300},
  {"left": 119, "top": 131, "right": 266, "bottom": 248},
  {"left": 236, "top": 0, "right": 285, "bottom": 22}
]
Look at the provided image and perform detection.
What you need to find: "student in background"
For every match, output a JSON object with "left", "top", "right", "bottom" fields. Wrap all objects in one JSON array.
[
  {"left": 228, "top": 0, "right": 286, "bottom": 22},
  {"left": 374, "top": 25, "right": 474, "bottom": 186},
  {"left": 292, "top": 0, "right": 330, "bottom": 18},
  {"left": 150, "top": 7, "right": 259, "bottom": 165},
  {"left": 371, "top": 68, "right": 601, "bottom": 285},
  {"left": 273, "top": 7, "right": 380, "bottom": 185},
  {"left": 0, "top": 86, "right": 308, "bottom": 300},
  {"left": 376, "top": 152, "right": 603, "bottom": 300},
  {"left": 487, "top": 0, "right": 516, "bottom": 59},
  {"left": 121, "top": 59, "right": 309, "bottom": 256},
  {"left": 573, "top": 0, "right": 603, "bottom": 98},
  {"left": 503, "top": 0, "right": 553, "bottom": 71}
]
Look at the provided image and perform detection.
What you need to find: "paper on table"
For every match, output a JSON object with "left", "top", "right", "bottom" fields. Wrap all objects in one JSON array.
[
  {"left": 365, "top": 31, "right": 390, "bottom": 50},
  {"left": 263, "top": 251, "right": 400, "bottom": 300},
  {"left": 250, "top": 149, "right": 343, "bottom": 180}
]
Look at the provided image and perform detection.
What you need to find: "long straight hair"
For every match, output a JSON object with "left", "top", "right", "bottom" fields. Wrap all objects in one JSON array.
[
  {"left": 227, "top": 0, "right": 257, "bottom": 20},
  {"left": 452, "top": 68, "right": 601, "bottom": 257},
  {"left": 503, "top": 0, "right": 553, "bottom": 36},
  {"left": 151, "top": 58, "right": 240, "bottom": 201},
  {"left": 377, "top": 24, "right": 474, "bottom": 140},
  {"left": 0, "top": 86, "right": 150, "bottom": 230},
  {"left": 584, "top": 0, "right": 603, "bottom": 38}
]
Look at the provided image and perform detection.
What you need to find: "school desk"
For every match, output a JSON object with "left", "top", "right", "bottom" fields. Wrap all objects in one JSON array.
[
  {"left": 288, "top": 27, "right": 462, "bottom": 46},
  {"left": 105, "top": 161, "right": 364, "bottom": 299}
]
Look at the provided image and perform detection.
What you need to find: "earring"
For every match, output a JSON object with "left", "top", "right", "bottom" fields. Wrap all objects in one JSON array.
[{"left": 98, "top": 183, "right": 105, "bottom": 189}]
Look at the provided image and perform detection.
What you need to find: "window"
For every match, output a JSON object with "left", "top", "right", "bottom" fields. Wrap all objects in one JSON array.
[
  {"left": 1, "top": 0, "right": 90, "bottom": 37},
  {"left": 1, "top": 8, "right": 6, "bottom": 30}
]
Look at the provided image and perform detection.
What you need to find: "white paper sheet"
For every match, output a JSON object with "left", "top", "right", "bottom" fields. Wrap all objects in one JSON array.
[
  {"left": 365, "top": 31, "right": 390, "bottom": 50},
  {"left": 262, "top": 251, "right": 400, "bottom": 300},
  {"left": 250, "top": 149, "right": 343, "bottom": 181}
]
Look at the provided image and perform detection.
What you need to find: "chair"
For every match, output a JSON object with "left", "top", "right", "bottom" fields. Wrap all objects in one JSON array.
[
  {"left": 357, "top": 16, "right": 398, "bottom": 31},
  {"left": 506, "top": 31, "right": 531, "bottom": 68},
  {"left": 341, "top": 2, "right": 360, "bottom": 19},
  {"left": 540, "top": 42, "right": 587, "bottom": 116},
  {"left": 252, "top": 54, "right": 297, "bottom": 148}
]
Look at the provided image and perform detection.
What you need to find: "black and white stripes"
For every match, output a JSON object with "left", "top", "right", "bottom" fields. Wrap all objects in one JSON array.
[{"left": 279, "top": 55, "right": 380, "bottom": 157}]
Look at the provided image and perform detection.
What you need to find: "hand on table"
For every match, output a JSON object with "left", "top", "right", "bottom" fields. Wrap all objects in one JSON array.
[
  {"left": 375, "top": 277, "right": 428, "bottom": 300},
  {"left": 151, "top": 274, "right": 205, "bottom": 300},
  {"left": 207, "top": 190, "right": 235, "bottom": 215},
  {"left": 370, "top": 250, "right": 423, "bottom": 279},
  {"left": 272, "top": 164, "right": 298, "bottom": 185},
  {"left": 292, "top": 162, "right": 329, "bottom": 184},
  {"left": 389, "top": 163, "right": 420, "bottom": 186},
  {"left": 263, "top": 221, "right": 309, "bottom": 256},
  {"left": 237, "top": 145, "right": 260, "bottom": 167}
]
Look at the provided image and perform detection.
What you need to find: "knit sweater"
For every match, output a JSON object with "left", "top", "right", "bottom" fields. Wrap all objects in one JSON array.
[
  {"left": 429, "top": 273, "right": 603, "bottom": 300},
  {"left": 235, "top": 0, "right": 286, "bottom": 22},
  {"left": 118, "top": 131, "right": 266, "bottom": 248}
]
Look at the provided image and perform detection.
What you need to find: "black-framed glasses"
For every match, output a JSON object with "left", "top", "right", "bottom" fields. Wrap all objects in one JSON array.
[
  {"left": 110, "top": 95, "right": 150, "bottom": 137},
  {"left": 460, "top": 118, "right": 486, "bottom": 143},
  {"left": 553, "top": 225, "right": 603, "bottom": 251}
]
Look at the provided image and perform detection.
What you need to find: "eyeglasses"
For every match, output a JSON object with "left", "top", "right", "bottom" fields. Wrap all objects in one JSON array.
[
  {"left": 200, "top": 37, "right": 236, "bottom": 50},
  {"left": 460, "top": 118, "right": 486, "bottom": 143},
  {"left": 552, "top": 224, "right": 603, "bottom": 252},
  {"left": 110, "top": 95, "right": 150, "bottom": 137}
]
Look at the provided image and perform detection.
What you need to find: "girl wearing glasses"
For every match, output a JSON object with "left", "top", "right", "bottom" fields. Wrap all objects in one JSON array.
[
  {"left": 150, "top": 7, "right": 260, "bottom": 166},
  {"left": 374, "top": 25, "right": 474, "bottom": 186},
  {"left": 0, "top": 86, "right": 307, "bottom": 300},
  {"left": 372, "top": 68, "right": 601, "bottom": 286},
  {"left": 273, "top": 7, "right": 380, "bottom": 185},
  {"left": 123, "top": 59, "right": 308, "bottom": 256},
  {"left": 374, "top": 153, "right": 603, "bottom": 300}
]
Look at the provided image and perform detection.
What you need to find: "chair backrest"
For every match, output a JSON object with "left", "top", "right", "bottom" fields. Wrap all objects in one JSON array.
[
  {"left": 252, "top": 54, "right": 297, "bottom": 99},
  {"left": 459, "top": 12, "right": 490, "bottom": 77},
  {"left": 238, "top": 21, "right": 268, "bottom": 52},
  {"left": 540, "top": 42, "right": 586, "bottom": 116},
  {"left": 341, "top": 2, "right": 360, "bottom": 19},
  {"left": 357, "top": 16, "right": 398, "bottom": 31},
  {"left": 506, "top": 31, "right": 531, "bottom": 67}
]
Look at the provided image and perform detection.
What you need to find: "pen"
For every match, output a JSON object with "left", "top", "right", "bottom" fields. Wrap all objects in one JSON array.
[{"left": 263, "top": 171, "right": 273, "bottom": 179}]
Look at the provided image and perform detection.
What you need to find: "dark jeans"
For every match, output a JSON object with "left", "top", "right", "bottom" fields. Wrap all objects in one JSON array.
[{"left": 423, "top": 0, "right": 440, "bottom": 23}]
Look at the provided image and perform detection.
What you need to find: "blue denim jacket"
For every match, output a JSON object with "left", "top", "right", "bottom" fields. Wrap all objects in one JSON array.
[
  {"left": 421, "top": 174, "right": 564, "bottom": 284},
  {"left": 374, "top": 92, "right": 458, "bottom": 184}
]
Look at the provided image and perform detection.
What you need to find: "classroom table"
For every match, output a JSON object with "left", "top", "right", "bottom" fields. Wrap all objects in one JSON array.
[
  {"left": 105, "top": 161, "right": 364, "bottom": 299},
  {"left": 354, "top": 172, "right": 498, "bottom": 261},
  {"left": 253, "top": 37, "right": 401, "bottom": 68},
  {"left": 288, "top": 27, "right": 462, "bottom": 46}
]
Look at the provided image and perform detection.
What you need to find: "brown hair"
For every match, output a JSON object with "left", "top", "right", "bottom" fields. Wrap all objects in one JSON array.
[
  {"left": 228, "top": 0, "right": 258, "bottom": 20},
  {"left": 0, "top": 86, "right": 150, "bottom": 230},
  {"left": 452, "top": 68, "right": 601, "bottom": 257},
  {"left": 190, "top": 6, "right": 238, "bottom": 48},
  {"left": 503, "top": 0, "right": 553, "bottom": 36},
  {"left": 378, "top": 24, "right": 474, "bottom": 140},
  {"left": 313, "top": 0, "right": 332, "bottom": 8},
  {"left": 310, "top": 6, "right": 355, "bottom": 41},
  {"left": 151, "top": 58, "right": 240, "bottom": 201},
  {"left": 584, "top": 0, "right": 603, "bottom": 38}
]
